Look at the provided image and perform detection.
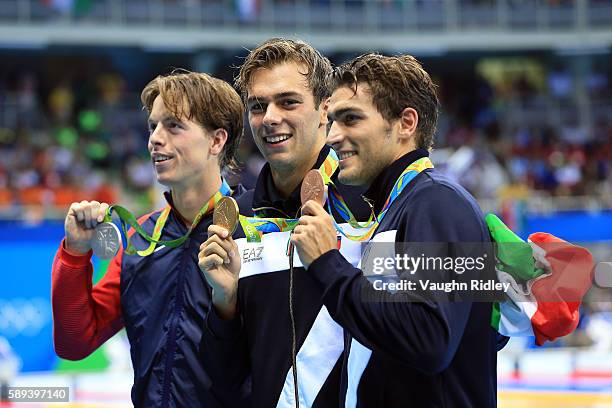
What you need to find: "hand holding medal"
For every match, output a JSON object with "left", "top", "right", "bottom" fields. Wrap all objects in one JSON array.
[
  {"left": 198, "top": 196, "right": 241, "bottom": 320},
  {"left": 64, "top": 200, "right": 121, "bottom": 260},
  {"left": 64, "top": 180, "right": 234, "bottom": 260},
  {"left": 290, "top": 170, "right": 338, "bottom": 269}
]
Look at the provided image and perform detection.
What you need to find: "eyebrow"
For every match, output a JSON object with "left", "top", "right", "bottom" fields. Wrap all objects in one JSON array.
[
  {"left": 147, "top": 115, "right": 181, "bottom": 126},
  {"left": 247, "top": 91, "right": 303, "bottom": 105},
  {"left": 328, "top": 107, "right": 363, "bottom": 121}
]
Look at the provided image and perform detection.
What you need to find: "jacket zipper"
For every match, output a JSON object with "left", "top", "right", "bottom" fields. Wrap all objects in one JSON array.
[{"left": 160, "top": 240, "right": 189, "bottom": 407}]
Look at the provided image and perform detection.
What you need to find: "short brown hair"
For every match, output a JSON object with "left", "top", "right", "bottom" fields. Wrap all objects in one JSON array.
[
  {"left": 236, "top": 38, "right": 332, "bottom": 106},
  {"left": 330, "top": 53, "right": 439, "bottom": 150},
  {"left": 141, "top": 70, "right": 244, "bottom": 171}
]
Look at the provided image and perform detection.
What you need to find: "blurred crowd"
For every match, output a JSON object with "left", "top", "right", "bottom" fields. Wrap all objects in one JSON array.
[
  {"left": 0, "top": 53, "right": 611, "bottom": 218},
  {"left": 0, "top": 71, "right": 152, "bottom": 218},
  {"left": 28, "top": 0, "right": 612, "bottom": 28},
  {"left": 434, "top": 65, "right": 612, "bottom": 200}
]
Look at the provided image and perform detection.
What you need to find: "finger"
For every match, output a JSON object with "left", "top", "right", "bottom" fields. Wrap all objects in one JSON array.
[
  {"left": 98, "top": 203, "right": 110, "bottom": 223},
  {"left": 208, "top": 224, "right": 229, "bottom": 239},
  {"left": 295, "top": 224, "right": 320, "bottom": 241},
  {"left": 87, "top": 201, "right": 101, "bottom": 229},
  {"left": 67, "top": 202, "right": 79, "bottom": 217},
  {"left": 301, "top": 200, "right": 316, "bottom": 216},
  {"left": 203, "top": 242, "right": 231, "bottom": 264},
  {"left": 290, "top": 233, "right": 301, "bottom": 246},
  {"left": 226, "top": 236, "right": 238, "bottom": 262},
  {"left": 203, "top": 233, "right": 234, "bottom": 257},
  {"left": 81, "top": 201, "right": 93, "bottom": 228},
  {"left": 301, "top": 200, "right": 326, "bottom": 216},
  {"left": 199, "top": 234, "right": 217, "bottom": 252},
  {"left": 199, "top": 254, "right": 224, "bottom": 271},
  {"left": 73, "top": 202, "right": 86, "bottom": 223},
  {"left": 298, "top": 215, "right": 315, "bottom": 226}
]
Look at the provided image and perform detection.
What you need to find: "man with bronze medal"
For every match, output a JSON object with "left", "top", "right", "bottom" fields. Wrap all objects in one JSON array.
[
  {"left": 283, "top": 54, "right": 501, "bottom": 407},
  {"left": 199, "top": 39, "right": 372, "bottom": 407},
  {"left": 51, "top": 71, "right": 248, "bottom": 407}
]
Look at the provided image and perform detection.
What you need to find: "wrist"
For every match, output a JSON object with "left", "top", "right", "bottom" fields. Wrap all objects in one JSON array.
[
  {"left": 212, "top": 290, "right": 237, "bottom": 320},
  {"left": 64, "top": 239, "right": 91, "bottom": 256}
]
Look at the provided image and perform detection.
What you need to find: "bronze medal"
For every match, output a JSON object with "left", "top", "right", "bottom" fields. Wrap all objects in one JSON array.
[{"left": 300, "top": 169, "right": 325, "bottom": 206}]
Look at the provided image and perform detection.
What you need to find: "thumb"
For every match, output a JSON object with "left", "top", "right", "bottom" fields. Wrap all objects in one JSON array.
[{"left": 228, "top": 238, "right": 240, "bottom": 263}]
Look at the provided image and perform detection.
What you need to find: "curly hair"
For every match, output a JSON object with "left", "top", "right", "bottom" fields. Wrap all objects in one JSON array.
[
  {"left": 330, "top": 53, "right": 439, "bottom": 150},
  {"left": 236, "top": 38, "right": 332, "bottom": 106}
]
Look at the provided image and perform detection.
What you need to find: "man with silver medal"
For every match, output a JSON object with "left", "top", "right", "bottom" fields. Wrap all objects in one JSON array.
[{"left": 51, "top": 71, "right": 248, "bottom": 407}]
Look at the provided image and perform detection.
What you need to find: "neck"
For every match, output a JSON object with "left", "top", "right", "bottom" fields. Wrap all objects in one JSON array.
[
  {"left": 392, "top": 142, "right": 418, "bottom": 163},
  {"left": 270, "top": 141, "right": 325, "bottom": 198},
  {"left": 171, "top": 173, "right": 222, "bottom": 225}
]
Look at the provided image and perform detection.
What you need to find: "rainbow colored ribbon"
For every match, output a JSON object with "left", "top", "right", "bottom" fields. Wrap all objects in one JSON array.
[{"left": 106, "top": 179, "right": 232, "bottom": 256}]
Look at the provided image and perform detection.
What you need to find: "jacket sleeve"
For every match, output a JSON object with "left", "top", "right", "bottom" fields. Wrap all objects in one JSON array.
[
  {"left": 200, "top": 292, "right": 252, "bottom": 403},
  {"left": 307, "top": 184, "right": 489, "bottom": 375},
  {"left": 51, "top": 239, "right": 124, "bottom": 360}
]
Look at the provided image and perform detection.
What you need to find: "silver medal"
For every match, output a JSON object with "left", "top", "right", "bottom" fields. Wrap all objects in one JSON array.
[{"left": 91, "top": 222, "right": 122, "bottom": 260}]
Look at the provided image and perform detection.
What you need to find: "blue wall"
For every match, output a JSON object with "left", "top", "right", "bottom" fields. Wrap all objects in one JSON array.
[
  {"left": 0, "top": 220, "right": 65, "bottom": 371},
  {"left": 524, "top": 211, "right": 612, "bottom": 242}
]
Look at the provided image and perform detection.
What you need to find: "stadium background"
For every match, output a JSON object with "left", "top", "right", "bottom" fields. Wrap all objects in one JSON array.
[{"left": 0, "top": 0, "right": 611, "bottom": 406}]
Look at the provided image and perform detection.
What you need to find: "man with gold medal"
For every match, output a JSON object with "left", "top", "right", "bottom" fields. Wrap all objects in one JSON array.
[{"left": 51, "top": 71, "right": 248, "bottom": 407}]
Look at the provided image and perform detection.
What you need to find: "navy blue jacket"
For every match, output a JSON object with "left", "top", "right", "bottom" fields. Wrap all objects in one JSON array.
[
  {"left": 201, "top": 146, "right": 371, "bottom": 407},
  {"left": 122, "top": 187, "right": 248, "bottom": 407},
  {"left": 308, "top": 149, "right": 500, "bottom": 407}
]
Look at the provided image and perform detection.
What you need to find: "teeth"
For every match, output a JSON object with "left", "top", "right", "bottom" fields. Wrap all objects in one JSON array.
[
  {"left": 154, "top": 155, "right": 170, "bottom": 162},
  {"left": 339, "top": 152, "right": 356, "bottom": 160},
  {"left": 264, "top": 134, "right": 291, "bottom": 144}
]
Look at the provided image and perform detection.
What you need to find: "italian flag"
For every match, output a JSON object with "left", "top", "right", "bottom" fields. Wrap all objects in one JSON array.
[{"left": 486, "top": 214, "right": 595, "bottom": 346}]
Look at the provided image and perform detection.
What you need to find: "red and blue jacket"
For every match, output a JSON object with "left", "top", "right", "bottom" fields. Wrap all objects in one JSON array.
[{"left": 51, "top": 187, "right": 248, "bottom": 407}]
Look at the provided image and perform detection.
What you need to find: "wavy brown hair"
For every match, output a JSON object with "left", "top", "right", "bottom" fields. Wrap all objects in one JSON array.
[
  {"left": 141, "top": 70, "right": 244, "bottom": 172},
  {"left": 330, "top": 53, "right": 439, "bottom": 150},
  {"left": 236, "top": 38, "right": 332, "bottom": 106}
]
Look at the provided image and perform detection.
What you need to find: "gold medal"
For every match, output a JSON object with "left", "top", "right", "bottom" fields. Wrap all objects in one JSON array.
[{"left": 213, "top": 196, "right": 239, "bottom": 235}]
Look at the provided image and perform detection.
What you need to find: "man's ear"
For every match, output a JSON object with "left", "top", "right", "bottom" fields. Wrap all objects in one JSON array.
[
  {"left": 397, "top": 107, "right": 418, "bottom": 143},
  {"left": 318, "top": 97, "right": 330, "bottom": 128},
  {"left": 209, "top": 128, "right": 229, "bottom": 157}
]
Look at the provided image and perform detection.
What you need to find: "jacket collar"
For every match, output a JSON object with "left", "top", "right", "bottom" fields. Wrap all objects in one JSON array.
[
  {"left": 363, "top": 148, "right": 429, "bottom": 214},
  {"left": 252, "top": 145, "right": 333, "bottom": 218},
  {"left": 162, "top": 183, "right": 245, "bottom": 227}
]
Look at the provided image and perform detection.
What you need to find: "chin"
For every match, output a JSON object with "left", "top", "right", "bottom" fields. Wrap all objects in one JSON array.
[
  {"left": 266, "top": 152, "right": 297, "bottom": 169},
  {"left": 155, "top": 175, "right": 173, "bottom": 187},
  {"left": 338, "top": 169, "right": 361, "bottom": 186}
]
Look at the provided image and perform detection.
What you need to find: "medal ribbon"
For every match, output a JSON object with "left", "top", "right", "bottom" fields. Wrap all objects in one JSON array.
[
  {"left": 105, "top": 179, "right": 232, "bottom": 256},
  {"left": 328, "top": 156, "right": 434, "bottom": 241},
  {"left": 239, "top": 150, "right": 340, "bottom": 243}
]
